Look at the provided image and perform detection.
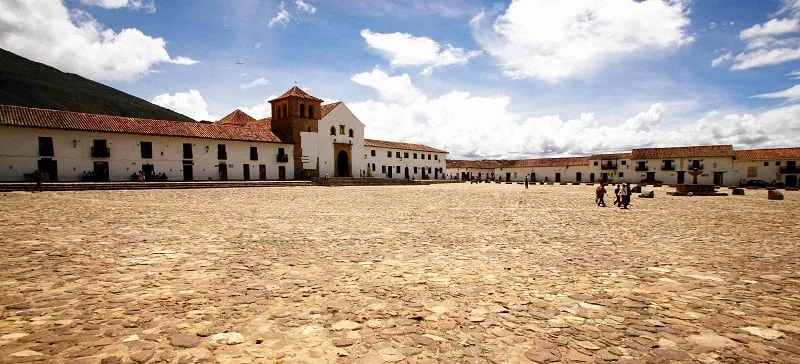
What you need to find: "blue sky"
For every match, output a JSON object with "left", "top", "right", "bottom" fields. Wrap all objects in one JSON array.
[{"left": 1, "top": 0, "right": 799, "bottom": 158}]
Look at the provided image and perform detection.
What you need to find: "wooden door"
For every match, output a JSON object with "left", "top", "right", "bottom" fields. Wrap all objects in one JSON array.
[
  {"left": 259, "top": 164, "right": 267, "bottom": 180},
  {"left": 278, "top": 166, "right": 286, "bottom": 180}
]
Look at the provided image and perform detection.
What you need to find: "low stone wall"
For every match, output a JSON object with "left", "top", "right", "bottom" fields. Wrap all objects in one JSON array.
[{"left": 312, "top": 178, "right": 459, "bottom": 187}]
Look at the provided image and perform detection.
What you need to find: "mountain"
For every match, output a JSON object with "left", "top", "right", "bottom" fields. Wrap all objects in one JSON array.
[{"left": 0, "top": 48, "right": 195, "bottom": 122}]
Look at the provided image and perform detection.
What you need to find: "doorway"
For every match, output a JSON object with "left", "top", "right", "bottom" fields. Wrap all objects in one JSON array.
[
  {"left": 404, "top": 167, "right": 410, "bottom": 180},
  {"left": 506, "top": 172, "right": 511, "bottom": 181},
  {"left": 142, "top": 164, "right": 155, "bottom": 181},
  {"left": 278, "top": 166, "right": 286, "bottom": 180},
  {"left": 576, "top": 172, "right": 582, "bottom": 182},
  {"left": 530, "top": 172, "right": 536, "bottom": 182},
  {"left": 183, "top": 164, "right": 193, "bottom": 181},
  {"left": 37, "top": 159, "right": 58, "bottom": 181},
  {"left": 555, "top": 173, "right": 561, "bottom": 183},
  {"left": 93, "top": 161, "right": 109, "bottom": 181},
  {"left": 786, "top": 175, "right": 798, "bottom": 187},
  {"left": 259, "top": 164, "right": 267, "bottom": 180},
  {"left": 713, "top": 172, "right": 724, "bottom": 186},
  {"left": 646, "top": 172, "right": 656, "bottom": 182},
  {"left": 336, "top": 150, "right": 350, "bottom": 177},
  {"left": 434, "top": 168, "right": 439, "bottom": 179},
  {"left": 677, "top": 171, "right": 685, "bottom": 184},
  {"left": 243, "top": 164, "right": 250, "bottom": 180},
  {"left": 388, "top": 167, "right": 393, "bottom": 178},
  {"left": 589, "top": 173, "right": 595, "bottom": 183},
  {"left": 218, "top": 163, "right": 227, "bottom": 180}
]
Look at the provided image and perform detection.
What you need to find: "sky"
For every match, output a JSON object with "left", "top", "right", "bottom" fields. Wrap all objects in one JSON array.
[{"left": 1, "top": 0, "right": 800, "bottom": 159}]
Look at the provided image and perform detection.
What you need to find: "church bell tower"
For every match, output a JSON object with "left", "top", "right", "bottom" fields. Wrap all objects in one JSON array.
[{"left": 269, "top": 86, "right": 323, "bottom": 178}]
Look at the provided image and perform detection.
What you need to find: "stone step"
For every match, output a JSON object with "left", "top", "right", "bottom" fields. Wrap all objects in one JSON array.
[{"left": 0, "top": 181, "right": 312, "bottom": 192}]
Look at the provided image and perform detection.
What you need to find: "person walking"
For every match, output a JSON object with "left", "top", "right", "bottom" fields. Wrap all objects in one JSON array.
[
  {"left": 596, "top": 184, "right": 607, "bottom": 207},
  {"left": 525, "top": 176, "right": 529, "bottom": 189},
  {"left": 613, "top": 184, "right": 621, "bottom": 206},
  {"left": 621, "top": 183, "right": 631, "bottom": 209},
  {"left": 33, "top": 170, "right": 43, "bottom": 192}
]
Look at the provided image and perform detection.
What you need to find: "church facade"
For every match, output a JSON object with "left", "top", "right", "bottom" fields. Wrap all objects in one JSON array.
[{"left": 0, "top": 86, "right": 448, "bottom": 182}]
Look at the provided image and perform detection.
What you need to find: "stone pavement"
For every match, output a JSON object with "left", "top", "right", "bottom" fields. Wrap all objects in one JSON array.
[{"left": 0, "top": 184, "right": 798, "bottom": 363}]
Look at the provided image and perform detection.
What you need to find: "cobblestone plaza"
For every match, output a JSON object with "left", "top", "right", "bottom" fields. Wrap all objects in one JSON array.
[{"left": 0, "top": 184, "right": 798, "bottom": 363}]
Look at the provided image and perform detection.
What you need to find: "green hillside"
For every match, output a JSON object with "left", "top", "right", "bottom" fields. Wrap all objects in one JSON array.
[{"left": 0, "top": 48, "right": 195, "bottom": 122}]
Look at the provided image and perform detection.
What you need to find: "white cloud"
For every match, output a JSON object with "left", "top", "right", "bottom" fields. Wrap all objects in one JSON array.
[
  {"left": 236, "top": 96, "right": 279, "bottom": 120},
  {"left": 789, "top": 70, "right": 800, "bottom": 79},
  {"left": 0, "top": 0, "right": 194, "bottom": 82},
  {"left": 80, "top": 0, "right": 155, "bottom": 12},
  {"left": 711, "top": 52, "right": 733, "bottom": 67},
  {"left": 152, "top": 89, "right": 217, "bottom": 121},
  {"left": 751, "top": 84, "right": 800, "bottom": 103},
  {"left": 360, "top": 29, "right": 482, "bottom": 75},
  {"left": 729, "top": 1, "right": 800, "bottom": 70},
  {"left": 170, "top": 56, "right": 199, "bottom": 65},
  {"left": 295, "top": 0, "right": 316, "bottom": 14},
  {"left": 348, "top": 69, "right": 800, "bottom": 159},
  {"left": 239, "top": 77, "right": 269, "bottom": 90},
  {"left": 470, "top": 0, "right": 693, "bottom": 82},
  {"left": 269, "top": 2, "right": 290, "bottom": 28}
]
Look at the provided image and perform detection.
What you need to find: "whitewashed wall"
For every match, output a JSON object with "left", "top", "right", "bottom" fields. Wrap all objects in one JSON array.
[
  {"left": 0, "top": 126, "right": 294, "bottom": 182},
  {"left": 628, "top": 157, "right": 734, "bottom": 185},
  {"left": 365, "top": 146, "right": 447, "bottom": 180},
  {"left": 318, "top": 104, "right": 364, "bottom": 177}
]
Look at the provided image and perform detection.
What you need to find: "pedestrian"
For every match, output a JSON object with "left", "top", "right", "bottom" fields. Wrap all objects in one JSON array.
[
  {"left": 596, "top": 183, "right": 606, "bottom": 207},
  {"left": 621, "top": 183, "right": 631, "bottom": 209},
  {"left": 525, "top": 176, "right": 529, "bottom": 189},
  {"left": 613, "top": 184, "right": 620, "bottom": 206},
  {"left": 33, "top": 170, "right": 43, "bottom": 192}
]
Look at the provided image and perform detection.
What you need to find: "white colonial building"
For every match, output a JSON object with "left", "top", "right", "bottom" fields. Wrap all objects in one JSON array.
[
  {"left": 363, "top": 139, "right": 447, "bottom": 180},
  {"left": 446, "top": 145, "right": 800, "bottom": 187},
  {"left": 0, "top": 86, "right": 449, "bottom": 182}
]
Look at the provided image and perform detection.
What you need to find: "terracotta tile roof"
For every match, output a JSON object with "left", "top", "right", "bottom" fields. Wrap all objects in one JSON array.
[
  {"left": 364, "top": 139, "right": 448, "bottom": 153},
  {"left": 511, "top": 157, "right": 590, "bottom": 168},
  {"left": 736, "top": 147, "right": 800, "bottom": 160},
  {"left": 631, "top": 145, "right": 734, "bottom": 160},
  {"left": 0, "top": 105, "right": 287, "bottom": 144},
  {"left": 217, "top": 109, "right": 255, "bottom": 126},
  {"left": 446, "top": 160, "right": 506, "bottom": 169},
  {"left": 320, "top": 102, "right": 341, "bottom": 117},
  {"left": 589, "top": 153, "right": 631, "bottom": 160},
  {"left": 269, "top": 86, "right": 323, "bottom": 102}
]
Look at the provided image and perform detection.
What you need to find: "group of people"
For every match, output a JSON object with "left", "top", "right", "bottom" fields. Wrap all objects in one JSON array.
[{"left": 595, "top": 183, "right": 632, "bottom": 209}]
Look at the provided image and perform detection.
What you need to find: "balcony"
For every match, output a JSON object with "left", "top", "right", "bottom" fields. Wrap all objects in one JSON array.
[
  {"left": 661, "top": 165, "right": 675, "bottom": 171},
  {"left": 276, "top": 154, "right": 289, "bottom": 163},
  {"left": 689, "top": 163, "right": 704, "bottom": 170},
  {"left": 780, "top": 166, "right": 800, "bottom": 174},
  {"left": 600, "top": 162, "right": 618, "bottom": 170},
  {"left": 635, "top": 165, "right": 648, "bottom": 172},
  {"left": 91, "top": 147, "right": 110, "bottom": 158},
  {"left": 217, "top": 152, "right": 227, "bottom": 160}
]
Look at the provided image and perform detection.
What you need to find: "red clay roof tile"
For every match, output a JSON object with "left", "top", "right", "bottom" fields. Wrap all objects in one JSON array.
[
  {"left": 511, "top": 157, "right": 590, "bottom": 168},
  {"left": 631, "top": 145, "right": 734, "bottom": 159},
  {"left": 0, "top": 105, "right": 287, "bottom": 144},
  {"left": 736, "top": 147, "right": 800, "bottom": 160},
  {"left": 320, "top": 102, "right": 341, "bottom": 117},
  {"left": 217, "top": 109, "right": 256, "bottom": 126},
  {"left": 269, "top": 86, "right": 323, "bottom": 102},
  {"left": 364, "top": 139, "right": 447, "bottom": 154}
]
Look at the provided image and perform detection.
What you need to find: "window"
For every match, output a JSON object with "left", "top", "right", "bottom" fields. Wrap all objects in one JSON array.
[
  {"left": 776, "top": 161, "right": 781, "bottom": 166},
  {"left": 619, "top": 172, "right": 624, "bottom": 178},
  {"left": 141, "top": 141, "right": 153, "bottom": 159},
  {"left": 387, "top": 151, "right": 391, "bottom": 157},
  {"left": 339, "top": 125, "right": 345, "bottom": 135},
  {"left": 382, "top": 165, "right": 386, "bottom": 173},
  {"left": 396, "top": 166, "right": 400, "bottom": 173},
  {"left": 372, "top": 164, "right": 376, "bottom": 171},
  {"left": 404, "top": 152, "right": 409, "bottom": 158},
  {"left": 421, "top": 153, "right": 425, "bottom": 159},
  {"left": 349, "top": 128, "right": 354, "bottom": 137},
  {"left": 428, "top": 167, "right": 432, "bottom": 173},
  {"left": 250, "top": 146, "right": 258, "bottom": 161},
  {"left": 396, "top": 152, "right": 401, "bottom": 158},
  {"left": 300, "top": 103, "right": 306, "bottom": 118},
  {"left": 217, "top": 144, "right": 227, "bottom": 160},
  {"left": 434, "top": 155, "right": 438, "bottom": 160},
  {"left": 308, "top": 106, "right": 313, "bottom": 118},
  {"left": 413, "top": 153, "right": 417, "bottom": 159},
  {"left": 330, "top": 126, "right": 336, "bottom": 135},
  {"left": 283, "top": 104, "right": 287, "bottom": 118},
  {"left": 183, "top": 143, "right": 193, "bottom": 159},
  {"left": 428, "top": 154, "right": 431, "bottom": 160},
  {"left": 371, "top": 150, "right": 376, "bottom": 157},
  {"left": 593, "top": 161, "right": 598, "bottom": 166},
  {"left": 621, "top": 160, "right": 627, "bottom": 165},
  {"left": 414, "top": 167, "right": 418, "bottom": 174},
  {"left": 764, "top": 161, "right": 769, "bottom": 166},
  {"left": 38, "top": 137, "right": 54, "bottom": 157}
]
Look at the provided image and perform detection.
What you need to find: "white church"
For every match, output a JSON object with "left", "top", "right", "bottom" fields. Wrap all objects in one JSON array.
[{"left": 0, "top": 86, "right": 449, "bottom": 182}]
